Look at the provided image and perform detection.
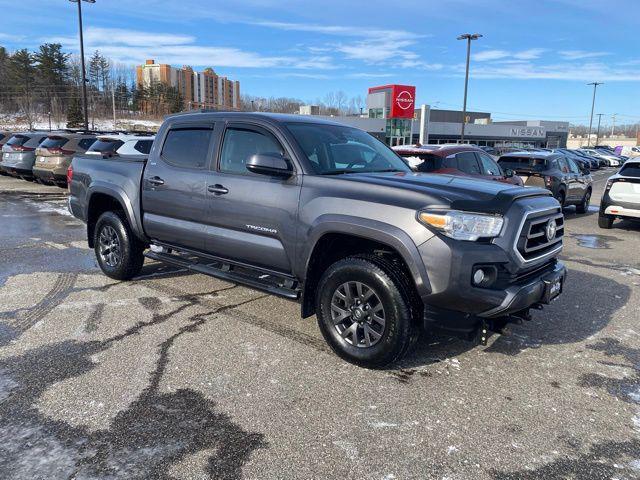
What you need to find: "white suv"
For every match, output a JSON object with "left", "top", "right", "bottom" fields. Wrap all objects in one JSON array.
[
  {"left": 85, "top": 133, "right": 155, "bottom": 158},
  {"left": 599, "top": 159, "right": 640, "bottom": 228}
]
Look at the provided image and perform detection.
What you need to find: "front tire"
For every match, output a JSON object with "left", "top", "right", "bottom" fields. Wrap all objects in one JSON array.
[
  {"left": 598, "top": 213, "right": 614, "bottom": 229},
  {"left": 316, "top": 255, "right": 418, "bottom": 368},
  {"left": 576, "top": 189, "right": 591, "bottom": 214},
  {"left": 94, "top": 211, "right": 145, "bottom": 280}
]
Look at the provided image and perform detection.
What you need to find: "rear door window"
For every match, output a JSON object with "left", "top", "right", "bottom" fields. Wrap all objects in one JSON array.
[
  {"left": 477, "top": 152, "right": 502, "bottom": 176},
  {"left": 161, "top": 127, "right": 212, "bottom": 169},
  {"left": 411, "top": 154, "right": 443, "bottom": 172},
  {"left": 567, "top": 158, "right": 580, "bottom": 174},
  {"left": 557, "top": 157, "right": 570, "bottom": 173},
  {"left": 455, "top": 152, "right": 481, "bottom": 174}
]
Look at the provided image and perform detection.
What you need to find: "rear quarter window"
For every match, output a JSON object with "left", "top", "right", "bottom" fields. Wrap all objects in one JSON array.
[
  {"left": 133, "top": 140, "right": 153, "bottom": 154},
  {"left": 78, "top": 138, "right": 96, "bottom": 150}
]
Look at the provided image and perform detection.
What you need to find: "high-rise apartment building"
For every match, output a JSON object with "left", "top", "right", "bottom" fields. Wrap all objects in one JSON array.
[{"left": 136, "top": 60, "right": 240, "bottom": 111}]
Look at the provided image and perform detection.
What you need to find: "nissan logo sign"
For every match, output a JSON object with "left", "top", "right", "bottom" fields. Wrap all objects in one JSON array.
[{"left": 396, "top": 90, "right": 414, "bottom": 110}]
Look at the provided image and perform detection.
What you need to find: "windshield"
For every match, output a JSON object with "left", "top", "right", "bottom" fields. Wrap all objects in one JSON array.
[
  {"left": 498, "top": 156, "right": 548, "bottom": 172},
  {"left": 286, "top": 123, "right": 411, "bottom": 175}
]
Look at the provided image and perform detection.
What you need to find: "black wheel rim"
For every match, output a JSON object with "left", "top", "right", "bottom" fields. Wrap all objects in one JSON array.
[
  {"left": 98, "top": 225, "right": 121, "bottom": 268},
  {"left": 330, "top": 281, "right": 385, "bottom": 348}
]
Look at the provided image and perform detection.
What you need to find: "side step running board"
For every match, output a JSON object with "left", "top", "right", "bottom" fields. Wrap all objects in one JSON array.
[{"left": 144, "top": 250, "right": 300, "bottom": 300}]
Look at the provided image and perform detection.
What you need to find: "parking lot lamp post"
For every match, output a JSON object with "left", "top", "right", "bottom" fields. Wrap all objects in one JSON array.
[
  {"left": 586, "top": 82, "right": 603, "bottom": 147},
  {"left": 69, "top": 0, "right": 95, "bottom": 132},
  {"left": 457, "top": 33, "right": 482, "bottom": 144},
  {"left": 595, "top": 113, "right": 603, "bottom": 146}
]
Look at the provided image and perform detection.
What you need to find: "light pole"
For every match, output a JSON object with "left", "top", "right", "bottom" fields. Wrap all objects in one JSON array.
[
  {"left": 457, "top": 33, "right": 482, "bottom": 144},
  {"left": 595, "top": 113, "right": 603, "bottom": 146},
  {"left": 586, "top": 82, "right": 603, "bottom": 147},
  {"left": 611, "top": 113, "right": 617, "bottom": 137},
  {"left": 69, "top": 0, "right": 95, "bottom": 132}
]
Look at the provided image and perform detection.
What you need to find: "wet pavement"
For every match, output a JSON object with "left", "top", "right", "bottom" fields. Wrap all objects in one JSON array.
[{"left": 1, "top": 170, "right": 639, "bottom": 479}]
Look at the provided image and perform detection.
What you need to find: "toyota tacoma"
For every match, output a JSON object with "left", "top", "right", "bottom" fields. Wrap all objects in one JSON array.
[{"left": 68, "top": 112, "right": 567, "bottom": 367}]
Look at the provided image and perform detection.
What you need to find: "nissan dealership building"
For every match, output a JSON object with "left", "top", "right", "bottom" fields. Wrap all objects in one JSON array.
[{"left": 299, "top": 84, "right": 569, "bottom": 149}]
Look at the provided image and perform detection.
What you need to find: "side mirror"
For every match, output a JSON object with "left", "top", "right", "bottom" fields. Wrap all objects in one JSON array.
[
  {"left": 246, "top": 153, "right": 292, "bottom": 178},
  {"left": 504, "top": 168, "right": 515, "bottom": 178}
]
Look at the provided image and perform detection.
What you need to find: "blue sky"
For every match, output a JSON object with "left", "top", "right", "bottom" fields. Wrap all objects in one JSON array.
[{"left": 1, "top": 0, "right": 639, "bottom": 125}]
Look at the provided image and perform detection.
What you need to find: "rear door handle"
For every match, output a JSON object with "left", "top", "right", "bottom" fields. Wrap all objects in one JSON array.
[
  {"left": 148, "top": 176, "right": 165, "bottom": 186},
  {"left": 208, "top": 184, "right": 229, "bottom": 195}
]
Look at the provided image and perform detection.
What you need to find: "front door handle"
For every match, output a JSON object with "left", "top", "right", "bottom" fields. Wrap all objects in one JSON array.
[
  {"left": 148, "top": 176, "right": 165, "bottom": 186},
  {"left": 208, "top": 184, "right": 229, "bottom": 195}
]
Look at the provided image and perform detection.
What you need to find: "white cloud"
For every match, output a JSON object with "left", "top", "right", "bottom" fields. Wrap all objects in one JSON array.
[
  {"left": 474, "top": 49, "right": 546, "bottom": 62},
  {"left": 559, "top": 50, "right": 610, "bottom": 60},
  {"left": 45, "top": 26, "right": 334, "bottom": 70},
  {"left": 473, "top": 50, "right": 510, "bottom": 61},
  {"left": 468, "top": 61, "right": 640, "bottom": 81},
  {"left": 251, "top": 20, "right": 430, "bottom": 67},
  {"left": 347, "top": 73, "right": 395, "bottom": 78}
]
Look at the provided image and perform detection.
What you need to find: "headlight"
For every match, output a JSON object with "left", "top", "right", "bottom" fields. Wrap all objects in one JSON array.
[{"left": 418, "top": 210, "right": 504, "bottom": 241}]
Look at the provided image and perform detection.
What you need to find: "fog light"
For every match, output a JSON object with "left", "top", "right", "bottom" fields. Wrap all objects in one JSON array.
[{"left": 473, "top": 269, "right": 485, "bottom": 285}]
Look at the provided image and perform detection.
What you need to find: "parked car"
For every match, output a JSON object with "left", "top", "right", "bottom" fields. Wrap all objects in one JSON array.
[
  {"left": 580, "top": 148, "right": 621, "bottom": 167},
  {"left": 394, "top": 145, "right": 523, "bottom": 186},
  {"left": 0, "top": 132, "right": 48, "bottom": 179},
  {"left": 68, "top": 112, "right": 566, "bottom": 367},
  {"left": 618, "top": 146, "right": 640, "bottom": 158},
  {"left": 0, "top": 131, "right": 16, "bottom": 176},
  {"left": 479, "top": 146, "right": 498, "bottom": 156},
  {"left": 554, "top": 148, "right": 599, "bottom": 170},
  {"left": 33, "top": 132, "right": 97, "bottom": 187},
  {"left": 552, "top": 149, "right": 591, "bottom": 171},
  {"left": 498, "top": 151, "right": 593, "bottom": 212},
  {"left": 84, "top": 132, "right": 155, "bottom": 158},
  {"left": 598, "top": 159, "right": 640, "bottom": 229}
]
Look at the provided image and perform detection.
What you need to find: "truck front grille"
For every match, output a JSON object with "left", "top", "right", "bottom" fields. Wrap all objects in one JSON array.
[{"left": 516, "top": 208, "right": 564, "bottom": 262}]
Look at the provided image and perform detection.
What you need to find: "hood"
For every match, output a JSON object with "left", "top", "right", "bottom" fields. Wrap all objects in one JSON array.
[{"left": 340, "top": 171, "right": 551, "bottom": 214}]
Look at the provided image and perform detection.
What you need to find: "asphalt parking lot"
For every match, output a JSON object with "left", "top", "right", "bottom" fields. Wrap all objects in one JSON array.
[{"left": 0, "top": 169, "right": 639, "bottom": 479}]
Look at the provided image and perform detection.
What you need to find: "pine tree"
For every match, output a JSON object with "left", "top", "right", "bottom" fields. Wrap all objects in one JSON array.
[{"left": 66, "top": 96, "right": 84, "bottom": 128}]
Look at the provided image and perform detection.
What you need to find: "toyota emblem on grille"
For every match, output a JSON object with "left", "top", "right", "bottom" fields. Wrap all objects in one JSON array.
[{"left": 545, "top": 219, "right": 557, "bottom": 241}]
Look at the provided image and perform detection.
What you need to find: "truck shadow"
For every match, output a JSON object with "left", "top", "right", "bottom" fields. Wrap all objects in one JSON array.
[
  {"left": 0, "top": 287, "right": 268, "bottom": 479},
  {"left": 400, "top": 268, "right": 630, "bottom": 366},
  {"left": 489, "top": 337, "right": 640, "bottom": 479}
]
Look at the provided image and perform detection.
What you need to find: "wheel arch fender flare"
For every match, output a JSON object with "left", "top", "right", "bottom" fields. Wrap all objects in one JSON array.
[
  {"left": 86, "top": 182, "right": 146, "bottom": 244},
  {"left": 298, "top": 214, "right": 432, "bottom": 299}
]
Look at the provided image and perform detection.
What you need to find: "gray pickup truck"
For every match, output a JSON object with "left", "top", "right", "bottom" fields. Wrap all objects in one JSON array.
[{"left": 68, "top": 111, "right": 567, "bottom": 367}]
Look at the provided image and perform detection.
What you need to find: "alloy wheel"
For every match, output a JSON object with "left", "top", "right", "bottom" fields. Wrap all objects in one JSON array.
[
  {"left": 98, "top": 225, "right": 121, "bottom": 267},
  {"left": 330, "top": 281, "right": 386, "bottom": 348}
]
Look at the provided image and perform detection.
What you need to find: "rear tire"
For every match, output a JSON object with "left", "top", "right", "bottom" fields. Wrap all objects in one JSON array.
[
  {"left": 94, "top": 211, "right": 145, "bottom": 280},
  {"left": 556, "top": 190, "right": 566, "bottom": 208},
  {"left": 598, "top": 213, "right": 614, "bottom": 229},
  {"left": 575, "top": 189, "right": 591, "bottom": 214},
  {"left": 316, "top": 254, "right": 418, "bottom": 368}
]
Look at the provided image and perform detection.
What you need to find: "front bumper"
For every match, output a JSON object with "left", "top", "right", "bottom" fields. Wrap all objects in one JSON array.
[{"left": 478, "top": 261, "right": 566, "bottom": 317}]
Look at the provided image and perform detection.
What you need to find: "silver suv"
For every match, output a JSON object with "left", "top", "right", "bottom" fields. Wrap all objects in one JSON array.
[{"left": 0, "top": 132, "right": 48, "bottom": 179}]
